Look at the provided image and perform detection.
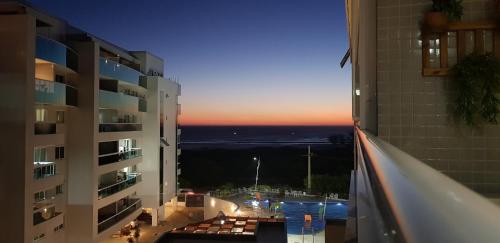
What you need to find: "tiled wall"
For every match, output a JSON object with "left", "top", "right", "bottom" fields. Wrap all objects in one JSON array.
[{"left": 376, "top": 0, "right": 500, "bottom": 196}]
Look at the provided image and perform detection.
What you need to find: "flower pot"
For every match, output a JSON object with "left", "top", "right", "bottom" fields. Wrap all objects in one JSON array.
[{"left": 424, "top": 11, "right": 448, "bottom": 32}]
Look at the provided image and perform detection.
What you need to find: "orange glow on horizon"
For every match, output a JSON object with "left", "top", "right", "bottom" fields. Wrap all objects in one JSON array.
[{"left": 179, "top": 111, "right": 352, "bottom": 126}]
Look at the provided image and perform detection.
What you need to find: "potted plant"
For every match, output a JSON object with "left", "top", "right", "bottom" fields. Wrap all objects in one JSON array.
[
  {"left": 425, "top": 0, "right": 464, "bottom": 31},
  {"left": 451, "top": 53, "right": 500, "bottom": 126}
]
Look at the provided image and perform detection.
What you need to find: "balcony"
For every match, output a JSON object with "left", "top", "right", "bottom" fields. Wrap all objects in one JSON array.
[
  {"left": 33, "top": 205, "right": 62, "bottom": 226},
  {"left": 351, "top": 127, "right": 500, "bottom": 242},
  {"left": 33, "top": 162, "right": 56, "bottom": 180},
  {"left": 34, "top": 123, "right": 56, "bottom": 135},
  {"left": 99, "top": 90, "right": 147, "bottom": 113},
  {"left": 99, "top": 57, "right": 145, "bottom": 88},
  {"left": 97, "top": 198, "right": 142, "bottom": 233},
  {"left": 99, "top": 123, "right": 142, "bottom": 133},
  {"left": 36, "top": 35, "right": 78, "bottom": 72},
  {"left": 35, "top": 79, "right": 77, "bottom": 107},
  {"left": 99, "top": 149, "right": 142, "bottom": 166},
  {"left": 98, "top": 173, "right": 142, "bottom": 199}
]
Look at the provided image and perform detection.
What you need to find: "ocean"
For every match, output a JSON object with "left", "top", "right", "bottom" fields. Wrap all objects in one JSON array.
[{"left": 179, "top": 125, "right": 353, "bottom": 148}]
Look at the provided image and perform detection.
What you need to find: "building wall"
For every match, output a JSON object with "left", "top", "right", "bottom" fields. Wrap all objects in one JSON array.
[
  {"left": 376, "top": 0, "right": 500, "bottom": 196},
  {"left": 0, "top": 14, "right": 36, "bottom": 243}
]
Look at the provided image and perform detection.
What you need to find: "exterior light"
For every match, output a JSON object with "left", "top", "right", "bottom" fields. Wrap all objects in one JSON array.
[
  {"left": 253, "top": 157, "right": 257, "bottom": 161},
  {"left": 319, "top": 202, "right": 323, "bottom": 206},
  {"left": 355, "top": 89, "right": 360, "bottom": 96},
  {"left": 105, "top": 59, "right": 108, "bottom": 63},
  {"left": 336, "top": 202, "right": 342, "bottom": 206},
  {"left": 251, "top": 200, "right": 259, "bottom": 207},
  {"left": 211, "top": 199, "right": 216, "bottom": 207},
  {"left": 221, "top": 220, "right": 225, "bottom": 225}
]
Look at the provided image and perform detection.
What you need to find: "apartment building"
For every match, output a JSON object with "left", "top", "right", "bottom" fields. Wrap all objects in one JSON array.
[
  {"left": 347, "top": 0, "right": 500, "bottom": 196},
  {"left": 0, "top": 2, "right": 181, "bottom": 243}
]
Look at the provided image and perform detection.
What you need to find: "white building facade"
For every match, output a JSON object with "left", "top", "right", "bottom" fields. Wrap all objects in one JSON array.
[{"left": 0, "top": 2, "right": 181, "bottom": 243}]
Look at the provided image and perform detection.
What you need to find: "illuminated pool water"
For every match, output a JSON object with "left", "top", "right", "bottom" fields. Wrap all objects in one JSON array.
[
  {"left": 244, "top": 200, "right": 348, "bottom": 234},
  {"left": 282, "top": 201, "right": 347, "bottom": 234}
]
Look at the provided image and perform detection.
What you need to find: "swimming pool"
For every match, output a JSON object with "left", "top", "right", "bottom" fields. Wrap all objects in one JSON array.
[
  {"left": 244, "top": 200, "right": 348, "bottom": 234},
  {"left": 282, "top": 201, "right": 347, "bottom": 234}
]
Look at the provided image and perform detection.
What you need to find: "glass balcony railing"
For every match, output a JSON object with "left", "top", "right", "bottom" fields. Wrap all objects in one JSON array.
[
  {"left": 33, "top": 162, "right": 56, "bottom": 180},
  {"left": 99, "top": 57, "right": 145, "bottom": 88},
  {"left": 34, "top": 123, "right": 56, "bottom": 135},
  {"left": 98, "top": 198, "right": 141, "bottom": 233},
  {"left": 98, "top": 149, "right": 142, "bottom": 166},
  {"left": 98, "top": 173, "right": 142, "bottom": 199},
  {"left": 352, "top": 127, "right": 500, "bottom": 242},
  {"left": 99, "top": 90, "right": 147, "bottom": 113},
  {"left": 36, "top": 35, "right": 78, "bottom": 72},
  {"left": 35, "top": 79, "right": 77, "bottom": 107}
]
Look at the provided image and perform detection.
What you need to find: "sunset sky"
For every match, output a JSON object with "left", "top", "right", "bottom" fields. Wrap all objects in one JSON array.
[{"left": 30, "top": 0, "right": 351, "bottom": 126}]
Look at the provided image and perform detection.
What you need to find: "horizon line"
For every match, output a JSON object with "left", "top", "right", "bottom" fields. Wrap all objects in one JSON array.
[{"left": 178, "top": 124, "right": 354, "bottom": 127}]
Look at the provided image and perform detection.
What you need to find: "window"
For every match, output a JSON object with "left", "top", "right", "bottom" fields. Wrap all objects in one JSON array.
[
  {"left": 34, "top": 163, "right": 56, "bottom": 179},
  {"left": 56, "top": 185, "right": 63, "bottom": 195},
  {"left": 55, "top": 146, "right": 65, "bottom": 159},
  {"left": 55, "top": 75, "right": 64, "bottom": 83},
  {"left": 35, "top": 108, "right": 47, "bottom": 122},
  {"left": 54, "top": 223, "right": 64, "bottom": 232},
  {"left": 34, "top": 233, "right": 45, "bottom": 241},
  {"left": 422, "top": 21, "right": 499, "bottom": 76},
  {"left": 34, "top": 148, "right": 47, "bottom": 162},
  {"left": 34, "top": 191, "right": 45, "bottom": 202},
  {"left": 56, "top": 111, "right": 64, "bottom": 123}
]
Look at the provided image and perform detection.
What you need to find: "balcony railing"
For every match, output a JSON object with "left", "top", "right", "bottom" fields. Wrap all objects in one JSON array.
[
  {"left": 98, "top": 173, "right": 142, "bottom": 199},
  {"left": 35, "top": 79, "right": 77, "bottom": 107},
  {"left": 98, "top": 149, "right": 142, "bottom": 166},
  {"left": 98, "top": 199, "right": 141, "bottom": 233},
  {"left": 99, "top": 90, "right": 147, "bottom": 113},
  {"left": 34, "top": 123, "right": 56, "bottom": 135},
  {"left": 99, "top": 57, "right": 144, "bottom": 88},
  {"left": 99, "top": 123, "right": 142, "bottom": 133},
  {"left": 36, "top": 35, "right": 78, "bottom": 72},
  {"left": 352, "top": 127, "right": 500, "bottom": 242}
]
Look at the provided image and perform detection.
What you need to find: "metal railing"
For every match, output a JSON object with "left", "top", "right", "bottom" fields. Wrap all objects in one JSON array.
[
  {"left": 98, "top": 173, "right": 142, "bottom": 199},
  {"left": 353, "top": 127, "right": 500, "bottom": 242}
]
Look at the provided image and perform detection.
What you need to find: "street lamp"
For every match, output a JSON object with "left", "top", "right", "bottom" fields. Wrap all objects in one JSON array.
[{"left": 253, "top": 156, "right": 260, "bottom": 192}]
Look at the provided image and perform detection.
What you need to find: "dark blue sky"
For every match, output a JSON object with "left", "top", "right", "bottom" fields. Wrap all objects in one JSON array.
[{"left": 30, "top": 0, "right": 351, "bottom": 125}]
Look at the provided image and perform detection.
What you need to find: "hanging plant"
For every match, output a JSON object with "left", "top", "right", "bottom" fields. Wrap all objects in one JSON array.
[
  {"left": 451, "top": 53, "right": 500, "bottom": 126},
  {"left": 433, "top": 0, "right": 463, "bottom": 21},
  {"left": 424, "top": 0, "right": 463, "bottom": 31}
]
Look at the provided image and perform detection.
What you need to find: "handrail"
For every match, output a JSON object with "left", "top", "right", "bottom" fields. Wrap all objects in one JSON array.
[{"left": 355, "top": 127, "right": 500, "bottom": 242}]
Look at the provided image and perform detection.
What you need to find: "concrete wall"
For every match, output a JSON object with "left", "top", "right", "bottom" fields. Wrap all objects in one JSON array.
[
  {"left": 203, "top": 196, "right": 238, "bottom": 220},
  {"left": 376, "top": 0, "right": 500, "bottom": 196},
  {"left": 0, "top": 14, "right": 36, "bottom": 243},
  {"left": 66, "top": 41, "right": 99, "bottom": 243}
]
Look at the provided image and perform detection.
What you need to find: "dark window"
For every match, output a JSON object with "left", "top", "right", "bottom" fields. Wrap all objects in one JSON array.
[
  {"left": 99, "top": 141, "right": 118, "bottom": 155},
  {"left": 56, "top": 185, "right": 63, "bottom": 194},
  {"left": 55, "top": 75, "right": 64, "bottom": 83},
  {"left": 55, "top": 146, "right": 65, "bottom": 159}
]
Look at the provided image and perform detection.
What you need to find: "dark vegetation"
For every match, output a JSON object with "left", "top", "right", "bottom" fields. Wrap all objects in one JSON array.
[{"left": 179, "top": 141, "right": 353, "bottom": 196}]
